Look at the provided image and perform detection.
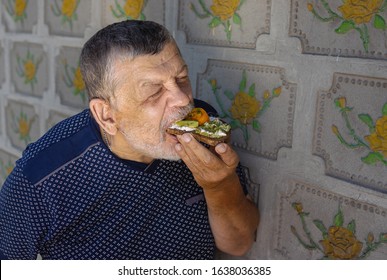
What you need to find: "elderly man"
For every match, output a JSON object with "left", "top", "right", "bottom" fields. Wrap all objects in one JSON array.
[{"left": 0, "top": 20, "right": 259, "bottom": 259}]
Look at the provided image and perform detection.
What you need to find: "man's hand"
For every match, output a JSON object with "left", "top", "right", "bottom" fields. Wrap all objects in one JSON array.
[
  {"left": 175, "top": 133, "right": 259, "bottom": 256},
  {"left": 175, "top": 133, "right": 239, "bottom": 190}
]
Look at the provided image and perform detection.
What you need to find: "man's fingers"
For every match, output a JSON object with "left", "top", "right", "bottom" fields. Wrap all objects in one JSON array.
[
  {"left": 214, "top": 143, "right": 239, "bottom": 168},
  {"left": 177, "top": 133, "right": 239, "bottom": 169},
  {"left": 176, "top": 134, "right": 214, "bottom": 167}
]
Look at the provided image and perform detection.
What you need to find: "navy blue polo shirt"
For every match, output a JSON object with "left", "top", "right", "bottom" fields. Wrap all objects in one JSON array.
[{"left": 0, "top": 101, "right": 246, "bottom": 260}]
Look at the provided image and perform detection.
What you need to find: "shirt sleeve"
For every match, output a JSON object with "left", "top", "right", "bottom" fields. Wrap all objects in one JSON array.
[{"left": 0, "top": 164, "right": 48, "bottom": 259}]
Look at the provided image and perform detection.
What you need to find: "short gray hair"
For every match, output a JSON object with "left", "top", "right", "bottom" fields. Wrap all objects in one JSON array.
[{"left": 80, "top": 20, "right": 174, "bottom": 101}]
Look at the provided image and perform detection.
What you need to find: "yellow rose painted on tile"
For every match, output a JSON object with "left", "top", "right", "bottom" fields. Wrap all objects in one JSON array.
[
  {"left": 5, "top": 0, "right": 28, "bottom": 24},
  {"left": 24, "top": 59, "right": 36, "bottom": 82},
  {"left": 210, "top": 0, "right": 240, "bottom": 21},
  {"left": 291, "top": 202, "right": 387, "bottom": 259},
  {"left": 230, "top": 92, "right": 261, "bottom": 124},
  {"left": 320, "top": 226, "right": 363, "bottom": 259},
  {"left": 73, "top": 67, "right": 85, "bottom": 93},
  {"left": 16, "top": 50, "right": 42, "bottom": 91},
  {"left": 0, "top": 159, "right": 14, "bottom": 184},
  {"left": 51, "top": 0, "right": 80, "bottom": 30},
  {"left": 61, "top": 0, "right": 78, "bottom": 18},
  {"left": 63, "top": 60, "right": 87, "bottom": 103},
  {"left": 365, "top": 115, "right": 387, "bottom": 157},
  {"left": 190, "top": 0, "right": 244, "bottom": 40},
  {"left": 210, "top": 70, "right": 282, "bottom": 144},
  {"left": 111, "top": 0, "right": 146, "bottom": 20},
  {"left": 11, "top": 110, "right": 36, "bottom": 145},
  {"left": 332, "top": 98, "right": 387, "bottom": 166},
  {"left": 308, "top": 0, "right": 387, "bottom": 51},
  {"left": 15, "top": 0, "right": 27, "bottom": 17},
  {"left": 339, "top": 0, "right": 384, "bottom": 24},
  {"left": 18, "top": 115, "right": 30, "bottom": 139}
]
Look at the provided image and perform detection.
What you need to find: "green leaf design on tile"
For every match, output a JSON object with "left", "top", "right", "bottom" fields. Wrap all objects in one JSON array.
[
  {"left": 190, "top": 0, "right": 245, "bottom": 41},
  {"left": 308, "top": 0, "right": 387, "bottom": 52},
  {"left": 291, "top": 202, "right": 387, "bottom": 259},
  {"left": 332, "top": 97, "right": 387, "bottom": 166}
]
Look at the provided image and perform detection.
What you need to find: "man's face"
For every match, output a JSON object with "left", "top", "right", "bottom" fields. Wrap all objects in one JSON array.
[{"left": 110, "top": 42, "right": 194, "bottom": 162}]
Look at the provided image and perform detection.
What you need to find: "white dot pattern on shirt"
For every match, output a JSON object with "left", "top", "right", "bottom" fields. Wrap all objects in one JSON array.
[{"left": 0, "top": 110, "right": 215, "bottom": 260}]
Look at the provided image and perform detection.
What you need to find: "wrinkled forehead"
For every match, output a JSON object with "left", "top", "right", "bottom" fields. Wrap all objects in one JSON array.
[{"left": 114, "top": 42, "right": 186, "bottom": 82}]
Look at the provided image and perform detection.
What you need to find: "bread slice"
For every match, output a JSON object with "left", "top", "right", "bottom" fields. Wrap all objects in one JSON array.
[{"left": 166, "top": 117, "right": 231, "bottom": 146}]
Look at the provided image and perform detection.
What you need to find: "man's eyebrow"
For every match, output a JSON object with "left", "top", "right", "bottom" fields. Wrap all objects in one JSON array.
[
  {"left": 178, "top": 65, "right": 189, "bottom": 74},
  {"left": 140, "top": 80, "right": 161, "bottom": 87}
]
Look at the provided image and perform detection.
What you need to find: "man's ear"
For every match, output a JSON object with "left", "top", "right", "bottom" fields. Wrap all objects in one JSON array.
[{"left": 89, "top": 99, "right": 118, "bottom": 135}]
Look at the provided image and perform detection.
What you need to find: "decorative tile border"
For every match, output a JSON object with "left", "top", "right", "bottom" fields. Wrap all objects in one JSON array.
[
  {"left": 313, "top": 73, "right": 387, "bottom": 192},
  {"left": 44, "top": 0, "right": 92, "bottom": 37},
  {"left": 197, "top": 59, "right": 296, "bottom": 160},
  {"left": 289, "top": 0, "right": 387, "bottom": 60},
  {"left": 55, "top": 46, "right": 87, "bottom": 109},
  {"left": 178, "top": 0, "right": 271, "bottom": 48},
  {"left": 5, "top": 100, "right": 39, "bottom": 151},
  {"left": 1, "top": 0, "right": 38, "bottom": 33},
  {"left": 276, "top": 180, "right": 387, "bottom": 259},
  {"left": 10, "top": 42, "right": 48, "bottom": 97},
  {"left": 102, "top": 0, "right": 165, "bottom": 27}
]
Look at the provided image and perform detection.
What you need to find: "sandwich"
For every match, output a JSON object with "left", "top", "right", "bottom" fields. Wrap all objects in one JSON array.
[{"left": 166, "top": 107, "right": 231, "bottom": 146}]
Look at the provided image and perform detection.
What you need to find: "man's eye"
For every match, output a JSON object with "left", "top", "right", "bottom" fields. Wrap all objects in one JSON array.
[
  {"left": 177, "top": 76, "right": 189, "bottom": 85},
  {"left": 149, "top": 88, "right": 163, "bottom": 100}
]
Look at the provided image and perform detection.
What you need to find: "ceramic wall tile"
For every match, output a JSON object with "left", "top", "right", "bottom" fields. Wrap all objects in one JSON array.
[
  {"left": 55, "top": 46, "right": 87, "bottom": 109},
  {"left": 197, "top": 59, "right": 296, "bottom": 160},
  {"left": 46, "top": 110, "right": 71, "bottom": 131},
  {"left": 102, "top": 0, "right": 165, "bottom": 27},
  {"left": 313, "top": 73, "right": 387, "bottom": 193},
  {"left": 5, "top": 100, "right": 39, "bottom": 151},
  {"left": 10, "top": 42, "right": 48, "bottom": 97},
  {"left": 0, "top": 149, "right": 18, "bottom": 187},
  {"left": 1, "top": 0, "right": 38, "bottom": 33},
  {"left": 275, "top": 180, "right": 387, "bottom": 259},
  {"left": 178, "top": 0, "right": 271, "bottom": 48},
  {"left": 44, "top": 0, "right": 92, "bottom": 37},
  {"left": 289, "top": 0, "right": 387, "bottom": 60},
  {"left": 0, "top": 1, "right": 387, "bottom": 261}
]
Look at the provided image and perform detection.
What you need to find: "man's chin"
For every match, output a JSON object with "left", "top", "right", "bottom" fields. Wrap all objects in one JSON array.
[
  {"left": 161, "top": 155, "right": 181, "bottom": 161},
  {"left": 150, "top": 142, "right": 181, "bottom": 161},
  {"left": 155, "top": 151, "right": 181, "bottom": 161}
]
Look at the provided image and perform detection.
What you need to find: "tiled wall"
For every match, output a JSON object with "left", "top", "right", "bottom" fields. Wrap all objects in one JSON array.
[{"left": 1, "top": 0, "right": 386, "bottom": 259}]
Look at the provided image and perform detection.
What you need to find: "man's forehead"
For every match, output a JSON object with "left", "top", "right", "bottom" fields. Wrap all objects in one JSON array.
[
  {"left": 114, "top": 42, "right": 180, "bottom": 64},
  {"left": 137, "top": 64, "right": 188, "bottom": 87},
  {"left": 116, "top": 53, "right": 187, "bottom": 82}
]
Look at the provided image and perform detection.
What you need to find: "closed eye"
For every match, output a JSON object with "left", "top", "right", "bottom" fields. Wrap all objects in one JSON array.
[
  {"left": 148, "top": 87, "right": 164, "bottom": 100},
  {"left": 176, "top": 76, "right": 189, "bottom": 85}
]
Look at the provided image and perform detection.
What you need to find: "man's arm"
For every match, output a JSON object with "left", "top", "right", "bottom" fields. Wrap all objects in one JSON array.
[{"left": 175, "top": 133, "right": 259, "bottom": 256}]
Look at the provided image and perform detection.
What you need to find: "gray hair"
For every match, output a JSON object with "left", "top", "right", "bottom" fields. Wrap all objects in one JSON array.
[{"left": 80, "top": 20, "right": 174, "bottom": 101}]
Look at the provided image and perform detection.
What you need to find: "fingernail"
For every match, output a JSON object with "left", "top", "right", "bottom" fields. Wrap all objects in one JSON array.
[
  {"left": 216, "top": 144, "right": 227, "bottom": 153},
  {"left": 182, "top": 133, "right": 191, "bottom": 143}
]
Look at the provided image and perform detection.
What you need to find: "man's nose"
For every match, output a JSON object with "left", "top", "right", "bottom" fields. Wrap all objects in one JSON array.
[{"left": 167, "top": 83, "right": 192, "bottom": 107}]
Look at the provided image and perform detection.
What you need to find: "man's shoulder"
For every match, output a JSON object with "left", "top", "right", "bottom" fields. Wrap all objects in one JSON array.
[{"left": 20, "top": 109, "right": 99, "bottom": 185}]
